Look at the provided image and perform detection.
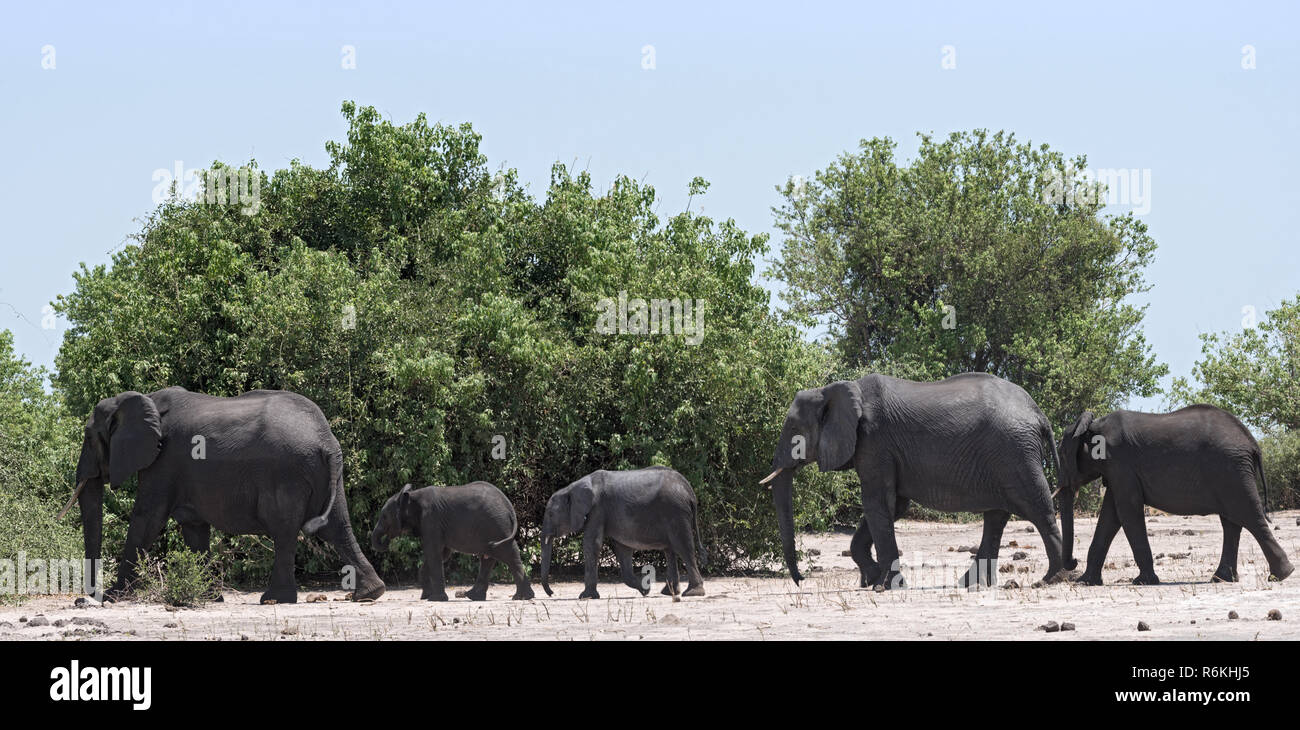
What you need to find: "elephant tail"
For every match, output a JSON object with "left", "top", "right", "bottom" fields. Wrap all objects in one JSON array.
[
  {"left": 1254, "top": 449, "right": 1272, "bottom": 522},
  {"left": 488, "top": 503, "right": 519, "bottom": 549},
  {"left": 692, "top": 499, "right": 707, "bottom": 568},
  {"left": 303, "top": 450, "right": 340, "bottom": 535}
]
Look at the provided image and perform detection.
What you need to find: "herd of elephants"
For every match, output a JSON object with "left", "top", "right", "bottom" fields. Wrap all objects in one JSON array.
[{"left": 56, "top": 372, "right": 1293, "bottom": 605}]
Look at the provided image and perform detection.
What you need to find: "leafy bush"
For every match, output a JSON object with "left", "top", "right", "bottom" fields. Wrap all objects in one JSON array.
[
  {"left": 1260, "top": 430, "right": 1300, "bottom": 511},
  {"left": 132, "top": 548, "right": 220, "bottom": 607},
  {"left": 0, "top": 329, "right": 84, "bottom": 603}
]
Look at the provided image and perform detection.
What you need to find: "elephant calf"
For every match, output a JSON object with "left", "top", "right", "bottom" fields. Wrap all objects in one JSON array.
[
  {"left": 1060, "top": 406, "right": 1294, "bottom": 585},
  {"left": 540, "top": 467, "right": 706, "bottom": 599},
  {"left": 370, "top": 482, "right": 534, "bottom": 601}
]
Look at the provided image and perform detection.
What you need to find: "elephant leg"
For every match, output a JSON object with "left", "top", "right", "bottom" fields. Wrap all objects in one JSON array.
[
  {"left": 1212, "top": 517, "right": 1241, "bottom": 583},
  {"left": 179, "top": 522, "right": 223, "bottom": 602},
  {"left": 110, "top": 501, "right": 171, "bottom": 599},
  {"left": 849, "top": 515, "right": 881, "bottom": 588},
  {"left": 578, "top": 525, "right": 604, "bottom": 599},
  {"left": 958, "top": 509, "right": 1009, "bottom": 588},
  {"left": 315, "top": 499, "right": 386, "bottom": 602},
  {"left": 261, "top": 531, "right": 299, "bottom": 604},
  {"left": 1077, "top": 489, "right": 1122, "bottom": 585},
  {"left": 492, "top": 542, "right": 534, "bottom": 600},
  {"left": 463, "top": 556, "right": 496, "bottom": 601},
  {"left": 669, "top": 523, "right": 705, "bottom": 597},
  {"left": 1238, "top": 512, "right": 1294, "bottom": 581},
  {"left": 1111, "top": 478, "right": 1159, "bottom": 584},
  {"left": 661, "top": 548, "right": 681, "bottom": 596},
  {"left": 611, "top": 541, "right": 645, "bottom": 595},
  {"left": 420, "top": 537, "right": 449, "bottom": 601},
  {"left": 1006, "top": 487, "right": 1065, "bottom": 585},
  {"left": 859, "top": 465, "right": 902, "bottom": 591}
]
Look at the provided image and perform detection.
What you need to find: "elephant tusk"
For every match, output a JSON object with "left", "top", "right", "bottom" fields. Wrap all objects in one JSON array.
[
  {"left": 758, "top": 469, "right": 783, "bottom": 488},
  {"left": 56, "top": 480, "right": 88, "bottom": 520}
]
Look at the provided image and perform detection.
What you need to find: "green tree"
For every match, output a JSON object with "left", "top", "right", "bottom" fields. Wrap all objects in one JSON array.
[
  {"left": 52, "top": 102, "right": 836, "bottom": 580},
  {"left": 1167, "top": 294, "right": 1300, "bottom": 432},
  {"left": 0, "top": 329, "right": 81, "bottom": 579},
  {"left": 771, "top": 130, "right": 1166, "bottom": 425}
]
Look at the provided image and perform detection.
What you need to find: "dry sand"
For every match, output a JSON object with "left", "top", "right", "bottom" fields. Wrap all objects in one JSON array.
[{"left": 4, "top": 510, "right": 1297, "bottom": 640}]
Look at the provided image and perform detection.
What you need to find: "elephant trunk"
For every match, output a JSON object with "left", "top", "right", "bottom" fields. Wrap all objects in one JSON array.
[
  {"left": 539, "top": 534, "right": 554, "bottom": 596},
  {"left": 1060, "top": 483, "right": 1077, "bottom": 571},
  {"left": 770, "top": 468, "right": 803, "bottom": 585},
  {"left": 78, "top": 478, "right": 105, "bottom": 596}
]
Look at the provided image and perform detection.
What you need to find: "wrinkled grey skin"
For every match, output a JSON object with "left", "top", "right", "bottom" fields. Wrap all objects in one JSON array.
[
  {"left": 539, "top": 467, "right": 706, "bottom": 599},
  {"left": 369, "top": 482, "right": 533, "bottom": 601},
  {"left": 1060, "top": 406, "right": 1294, "bottom": 585},
  {"left": 767, "top": 373, "right": 1066, "bottom": 590},
  {"left": 65, "top": 387, "right": 384, "bottom": 604}
]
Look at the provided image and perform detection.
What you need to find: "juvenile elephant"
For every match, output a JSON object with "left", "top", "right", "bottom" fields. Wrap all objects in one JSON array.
[
  {"left": 369, "top": 482, "right": 533, "bottom": 601},
  {"left": 57, "top": 387, "right": 384, "bottom": 604},
  {"left": 539, "top": 467, "right": 706, "bottom": 599},
  {"left": 1059, "top": 406, "right": 1294, "bottom": 585},
  {"left": 761, "top": 373, "right": 1067, "bottom": 590}
]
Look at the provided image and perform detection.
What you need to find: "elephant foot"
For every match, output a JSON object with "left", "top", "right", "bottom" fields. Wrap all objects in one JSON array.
[
  {"left": 681, "top": 585, "right": 705, "bottom": 597},
  {"left": 578, "top": 588, "right": 600, "bottom": 600},
  {"left": 872, "top": 570, "right": 905, "bottom": 592},
  {"left": 353, "top": 579, "right": 386, "bottom": 602},
  {"left": 512, "top": 587, "right": 535, "bottom": 600},
  {"left": 1211, "top": 566, "right": 1239, "bottom": 583},
  {"left": 660, "top": 584, "right": 680, "bottom": 596},
  {"left": 957, "top": 559, "right": 997, "bottom": 589},
  {"left": 1132, "top": 573, "right": 1161, "bottom": 586},
  {"left": 1072, "top": 572, "right": 1103, "bottom": 586},
  {"left": 859, "top": 564, "right": 881, "bottom": 588},
  {"left": 1063, "top": 557, "right": 1079, "bottom": 571},
  {"left": 1037, "top": 567, "right": 1071, "bottom": 586},
  {"left": 463, "top": 587, "right": 489, "bottom": 601},
  {"left": 422, "top": 592, "right": 450, "bottom": 602},
  {"left": 260, "top": 587, "right": 298, "bottom": 605},
  {"left": 624, "top": 580, "right": 649, "bottom": 596},
  {"left": 1269, "top": 560, "right": 1294, "bottom": 582}
]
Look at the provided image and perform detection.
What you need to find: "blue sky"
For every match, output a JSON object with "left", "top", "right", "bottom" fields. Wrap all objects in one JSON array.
[{"left": 1, "top": 1, "right": 1297, "bottom": 411}]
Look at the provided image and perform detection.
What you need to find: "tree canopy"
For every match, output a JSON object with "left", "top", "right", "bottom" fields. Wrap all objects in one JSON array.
[{"left": 771, "top": 130, "right": 1167, "bottom": 425}]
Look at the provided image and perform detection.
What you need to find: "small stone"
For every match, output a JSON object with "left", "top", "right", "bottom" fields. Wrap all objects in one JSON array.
[
  {"left": 806, "top": 548, "right": 821, "bottom": 556},
  {"left": 52, "top": 619, "right": 68, "bottom": 627},
  {"left": 240, "top": 634, "right": 250, "bottom": 641},
  {"left": 164, "top": 622, "right": 178, "bottom": 628},
  {"left": 956, "top": 545, "right": 973, "bottom": 553},
  {"left": 1040, "top": 620, "right": 1060, "bottom": 632},
  {"left": 1190, "top": 620, "right": 1196, "bottom": 624},
  {"left": 305, "top": 593, "right": 327, "bottom": 602},
  {"left": 1183, "top": 529, "right": 1196, "bottom": 536},
  {"left": 18, "top": 617, "right": 26, "bottom": 623},
  {"left": 1228, "top": 610, "right": 1239, "bottom": 620},
  {"left": 1003, "top": 580, "right": 1020, "bottom": 589},
  {"left": 1024, "top": 527, "right": 1034, "bottom": 533},
  {"left": 1008, "top": 540, "right": 1019, "bottom": 547},
  {"left": 1012, "top": 551, "right": 1028, "bottom": 560},
  {"left": 27, "top": 615, "right": 49, "bottom": 627},
  {"left": 1137, "top": 621, "right": 1150, "bottom": 631},
  {"left": 1061, "top": 622, "right": 1076, "bottom": 631},
  {"left": 1267, "top": 609, "right": 1282, "bottom": 621},
  {"left": 73, "top": 596, "right": 101, "bottom": 608},
  {"left": 841, "top": 550, "right": 852, "bottom": 557},
  {"left": 999, "top": 563, "right": 1014, "bottom": 573},
  {"left": 71, "top": 617, "right": 106, "bottom": 628}
]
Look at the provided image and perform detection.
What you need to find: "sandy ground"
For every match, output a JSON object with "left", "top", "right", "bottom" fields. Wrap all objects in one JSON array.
[{"left": 4, "top": 510, "right": 1298, "bottom": 640}]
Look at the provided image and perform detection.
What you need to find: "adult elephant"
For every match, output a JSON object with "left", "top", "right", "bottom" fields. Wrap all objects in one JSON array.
[
  {"left": 760, "top": 373, "right": 1067, "bottom": 590},
  {"left": 57, "top": 387, "right": 385, "bottom": 604},
  {"left": 1058, "top": 406, "right": 1294, "bottom": 585}
]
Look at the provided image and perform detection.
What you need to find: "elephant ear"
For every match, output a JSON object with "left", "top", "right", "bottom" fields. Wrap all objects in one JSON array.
[
  {"left": 816, "top": 380, "right": 863, "bottom": 472},
  {"left": 1060, "top": 411, "right": 1094, "bottom": 486},
  {"left": 108, "top": 392, "right": 162, "bottom": 487},
  {"left": 568, "top": 476, "right": 596, "bottom": 532},
  {"left": 398, "top": 483, "right": 414, "bottom": 517}
]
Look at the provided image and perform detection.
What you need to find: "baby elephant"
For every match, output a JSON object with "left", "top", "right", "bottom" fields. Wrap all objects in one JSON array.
[
  {"left": 370, "top": 482, "right": 534, "bottom": 601},
  {"left": 539, "top": 466, "right": 706, "bottom": 599}
]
